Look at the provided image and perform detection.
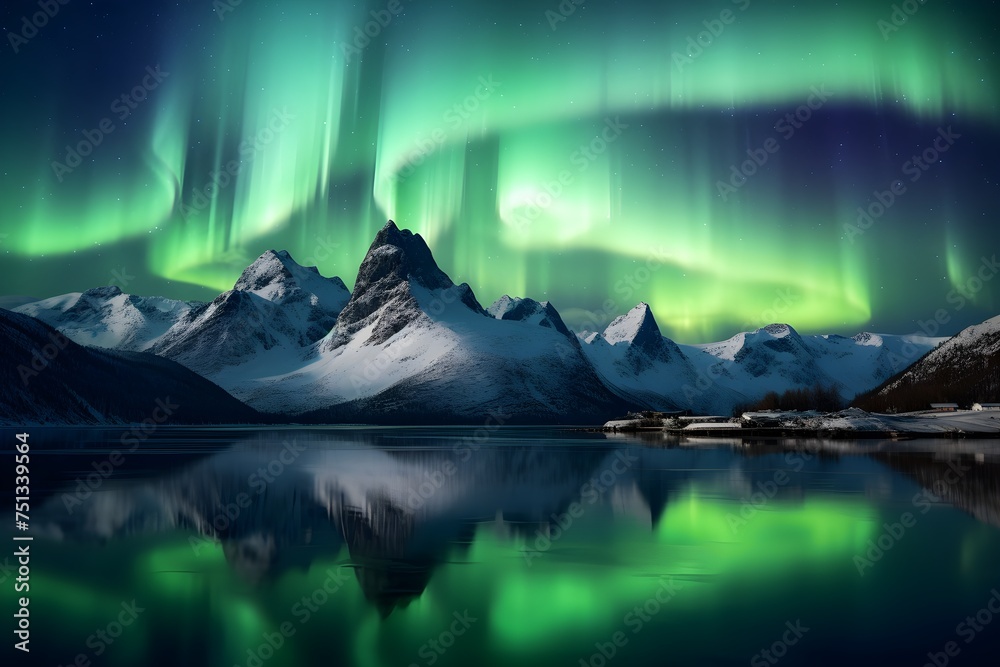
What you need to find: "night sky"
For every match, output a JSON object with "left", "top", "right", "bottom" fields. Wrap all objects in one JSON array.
[{"left": 1, "top": 0, "right": 997, "bottom": 342}]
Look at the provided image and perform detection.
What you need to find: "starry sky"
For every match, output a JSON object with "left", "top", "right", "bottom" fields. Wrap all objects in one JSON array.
[{"left": 0, "top": 0, "right": 997, "bottom": 342}]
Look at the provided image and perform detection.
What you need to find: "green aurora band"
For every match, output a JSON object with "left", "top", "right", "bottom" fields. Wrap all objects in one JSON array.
[{"left": 1, "top": 0, "right": 997, "bottom": 341}]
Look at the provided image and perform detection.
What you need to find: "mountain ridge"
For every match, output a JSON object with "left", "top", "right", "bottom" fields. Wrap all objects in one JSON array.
[
  {"left": 853, "top": 315, "right": 1000, "bottom": 412},
  {"left": 0, "top": 308, "right": 262, "bottom": 425},
  {"left": 8, "top": 221, "right": 955, "bottom": 423}
]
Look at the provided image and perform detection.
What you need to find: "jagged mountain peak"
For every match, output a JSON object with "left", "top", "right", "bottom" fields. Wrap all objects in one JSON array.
[
  {"left": 486, "top": 294, "right": 520, "bottom": 318},
  {"left": 736, "top": 323, "right": 810, "bottom": 362},
  {"left": 853, "top": 332, "right": 883, "bottom": 346},
  {"left": 234, "top": 249, "right": 349, "bottom": 308},
  {"left": 149, "top": 250, "right": 352, "bottom": 369},
  {"left": 755, "top": 323, "right": 799, "bottom": 338},
  {"left": 487, "top": 295, "right": 573, "bottom": 339},
  {"left": 593, "top": 303, "right": 687, "bottom": 380},
  {"left": 603, "top": 303, "right": 661, "bottom": 347},
  {"left": 82, "top": 285, "right": 123, "bottom": 299},
  {"left": 235, "top": 249, "right": 304, "bottom": 283},
  {"left": 358, "top": 220, "right": 467, "bottom": 295},
  {"left": 14, "top": 284, "right": 199, "bottom": 353},
  {"left": 329, "top": 221, "right": 485, "bottom": 349}
]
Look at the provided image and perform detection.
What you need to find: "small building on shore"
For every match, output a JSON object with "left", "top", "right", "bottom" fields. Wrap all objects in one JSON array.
[
  {"left": 929, "top": 403, "right": 959, "bottom": 412},
  {"left": 972, "top": 403, "right": 1000, "bottom": 412}
]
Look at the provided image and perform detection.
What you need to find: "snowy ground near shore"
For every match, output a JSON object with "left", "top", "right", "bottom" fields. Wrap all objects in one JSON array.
[
  {"left": 604, "top": 408, "right": 1000, "bottom": 434},
  {"left": 741, "top": 408, "right": 1000, "bottom": 434}
]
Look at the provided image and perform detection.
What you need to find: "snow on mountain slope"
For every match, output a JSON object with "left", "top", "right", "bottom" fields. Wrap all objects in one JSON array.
[
  {"left": 810, "top": 332, "right": 944, "bottom": 393},
  {"left": 153, "top": 290, "right": 303, "bottom": 374},
  {"left": 891, "top": 314, "right": 1000, "bottom": 387},
  {"left": 152, "top": 250, "right": 351, "bottom": 375},
  {"left": 579, "top": 303, "right": 744, "bottom": 414},
  {"left": 15, "top": 286, "right": 199, "bottom": 351},
  {"left": 13, "top": 249, "right": 351, "bottom": 372},
  {"left": 234, "top": 249, "right": 350, "bottom": 340},
  {"left": 683, "top": 324, "right": 944, "bottom": 406}
]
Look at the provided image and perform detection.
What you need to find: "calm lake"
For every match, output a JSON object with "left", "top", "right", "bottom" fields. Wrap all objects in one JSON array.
[{"left": 7, "top": 427, "right": 1000, "bottom": 667}]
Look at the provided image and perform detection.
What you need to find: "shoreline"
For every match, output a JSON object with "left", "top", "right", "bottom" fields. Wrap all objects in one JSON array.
[{"left": 586, "top": 426, "right": 999, "bottom": 439}]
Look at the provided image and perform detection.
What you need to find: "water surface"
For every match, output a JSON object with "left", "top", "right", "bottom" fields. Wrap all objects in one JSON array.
[{"left": 7, "top": 427, "right": 1000, "bottom": 667}]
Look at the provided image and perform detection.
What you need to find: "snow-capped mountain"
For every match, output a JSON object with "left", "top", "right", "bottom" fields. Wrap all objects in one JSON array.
[
  {"left": 233, "top": 221, "right": 632, "bottom": 422},
  {"left": 580, "top": 303, "right": 740, "bottom": 414},
  {"left": 234, "top": 249, "right": 351, "bottom": 341},
  {"left": 855, "top": 314, "right": 1000, "bottom": 412},
  {"left": 152, "top": 250, "right": 351, "bottom": 374},
  {"left": 15, "top": 285, "right": 199, "bottom": 351},
  {"left": 324, "top": 221, "right": 484, "bottom": 350},
  {"left": 579, "top": 315, "right": 944, "bottom": 414},
  {"left": 15, "top": 250, "right": 352, "bottom": 378},
  {"left": 487, "top": 296, "right": 577, "bottom": 341},
  {"left": 681, "top": 323, "right": 942, "bottom": 405}
]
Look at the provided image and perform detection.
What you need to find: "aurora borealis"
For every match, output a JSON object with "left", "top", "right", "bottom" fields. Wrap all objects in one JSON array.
[{"left": 1, "top": 0, "right": 997, "bottom": 341}]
